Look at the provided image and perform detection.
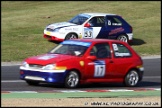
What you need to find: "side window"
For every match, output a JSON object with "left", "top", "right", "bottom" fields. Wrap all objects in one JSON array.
[
  {"left": 90, "top": 43, "right": 111, "bottom": 58},
  {"left": 112, "top": 43, "right": 132, "bottom": 58},
  {"left": 107, "top": 16, "right": 122, "bottom": 26},
  {"left": 88, "top": 17, "right": 105, "bottom": 27}
]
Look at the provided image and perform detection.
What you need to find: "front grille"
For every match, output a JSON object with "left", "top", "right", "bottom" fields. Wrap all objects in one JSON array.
[{"left": 29, "top": 64, "right": 43, "bottom": 69}]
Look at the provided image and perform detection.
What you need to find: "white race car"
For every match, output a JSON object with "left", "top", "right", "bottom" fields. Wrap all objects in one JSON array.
[{"left": 44, "top": 13, "right": 133, "bottom": 43}]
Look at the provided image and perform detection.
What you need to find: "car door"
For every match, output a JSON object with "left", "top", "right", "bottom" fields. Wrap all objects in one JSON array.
[
  {"left": 84, "top": 43, "right": 113, "bottom": 81},
  {"left": 106, "top": 15, "right": 125, "bottom": 40},
  {"left": 83, "top": 16, "right": 108, "bottom": 39},
  {"left": 109, "top": 42, "right": 134, "bottom": 79}
]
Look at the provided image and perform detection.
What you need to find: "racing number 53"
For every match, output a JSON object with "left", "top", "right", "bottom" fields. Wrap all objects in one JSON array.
[{"left": 94, "top": 65, "right": 105, "bottom": 77}]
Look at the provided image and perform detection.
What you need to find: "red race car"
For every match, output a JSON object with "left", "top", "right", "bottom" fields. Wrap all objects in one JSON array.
[{"left": 20, "top": 39, "right": 144, "bottom": 88}]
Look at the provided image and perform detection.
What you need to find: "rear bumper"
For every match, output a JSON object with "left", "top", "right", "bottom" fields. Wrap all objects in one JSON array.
[
  {"left": 139, "top": 71, "right": 144, "bottom": 81},
  {"left": 127, "top": 33, "right": 133, "bottom": 41},
  {"left": 138, "top": 67, "right": 144, "bottom": 81}
]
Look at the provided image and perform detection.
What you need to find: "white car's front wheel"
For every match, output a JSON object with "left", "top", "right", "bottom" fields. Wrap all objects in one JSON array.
[{"left": 65, "top": 33, "right": 78, "bottom": 40}]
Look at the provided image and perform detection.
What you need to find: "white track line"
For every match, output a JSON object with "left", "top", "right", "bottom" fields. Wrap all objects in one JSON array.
[{"left": 1, "top": 76, "right": 161, "bottom": 83}]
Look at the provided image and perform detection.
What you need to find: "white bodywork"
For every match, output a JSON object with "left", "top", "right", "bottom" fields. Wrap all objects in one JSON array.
[
  {"left": 44, "top": 21, "right": 102, "bottom": 40},
  {"left": 44, "top": 13, "right": 133, "bottom": 41}
]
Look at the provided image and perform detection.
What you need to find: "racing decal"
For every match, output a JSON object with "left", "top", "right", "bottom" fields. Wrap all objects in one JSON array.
[
  {"left": 37, "top": 55, "right": 56, "bottom": 60},
  {"left": 115, "top": 52, "right": 131, "bottom": 57},
  {"left": 112, "top": 44, "right": 118, "bottom": 51},
  {"left": 108, "top": 20, "right": 111, "bottom": 25},
  {"left": 79, "top": 61, "right": 84, "bottom": 67},
  {"left": 84, "top": 28, "right": 93, "bottom": 38},
  {"left": 109, "top": 27, "right": 124, "bottom": 35},
  {"left": 64, "top": 28, "right": 78, "bottom": 31},
  {"left": 112, "top": 23, "right": 122, "bottom": 26},
  {"left": 47, "top": 22, "right": 76, "bottom": 29},
  {"left": 61, "top": 40, "right": 91, "bottom": 47},
  {"left": 55, "top": 22, "right": 74, "bottom": 26},
  {"left": 94, "top": 61, "right": 106, "bottom": 77},
  {"left": 79, "top": 33, "right": 82, "bottom": 38}
]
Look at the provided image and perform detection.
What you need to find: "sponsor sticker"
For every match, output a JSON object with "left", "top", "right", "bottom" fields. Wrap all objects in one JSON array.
[
  {"left": 84, "top": 28, "right": 93, "bottom": 38},
  {"left": 109, "top": 27, "right": 124, "bottom": 35},
  {"left": 38, "top": 55, "right": 56, "bottom": 60},
  {"left": 80, "top": 61, "right": 84, "bottom": 66},
  {"left": 94, "top": 61, "right": 106, "bottom": 77},
  {"left": 61, "top": 40, "right": 91, "bottom": 47}
]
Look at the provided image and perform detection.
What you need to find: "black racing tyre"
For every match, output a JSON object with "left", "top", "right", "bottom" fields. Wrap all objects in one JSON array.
[
  {"left": 65, "top": 33, "right": 78, "bottom": 40},
  {"left": 26, "top": 80, "right": 39, "bottom": 86},
  {"left": 117, "top": 35, "right": 128, "bottom": 43},
  {"left": 64, "top": 71, "right": 79, "bottom": 88},
  {"left": 124, "top": 70, "right": 139, "bottom": 87}
]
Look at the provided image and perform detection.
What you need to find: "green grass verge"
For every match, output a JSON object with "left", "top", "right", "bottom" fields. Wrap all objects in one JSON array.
[
  {"left": 1, "top": 1, "right": 161, "bottom": 62},
  {"left": 1, "top": 90, "right": 160, "bottom": 98}
]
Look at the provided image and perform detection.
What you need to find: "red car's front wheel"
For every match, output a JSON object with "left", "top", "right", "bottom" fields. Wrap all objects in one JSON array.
[{"left": 64, "top": 71, "right": 80, "bottom": 88}]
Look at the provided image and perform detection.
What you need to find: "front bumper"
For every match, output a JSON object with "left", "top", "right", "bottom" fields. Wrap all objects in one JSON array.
[
  {"left": 44, "top": 34, "right": 64, "bottom": 42},
  {"left": 20, "top": 69, "right": 67, "bottom": 83}
]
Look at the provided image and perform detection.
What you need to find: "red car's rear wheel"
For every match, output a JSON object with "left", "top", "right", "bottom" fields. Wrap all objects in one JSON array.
[{"left": 124, "top": 70, "right": 139, "bottom": 87}]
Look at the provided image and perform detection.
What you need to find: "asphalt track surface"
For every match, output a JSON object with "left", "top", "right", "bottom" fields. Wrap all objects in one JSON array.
[{"left": 1, "top": 56, "right": 161, "bottom": 92}]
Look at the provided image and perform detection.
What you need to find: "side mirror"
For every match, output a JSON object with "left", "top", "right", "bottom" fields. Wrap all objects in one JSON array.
[
  {"left": 84, "top": 22, "right": 91, "bottom": 27},
  {"left": 87, "top": 56, "right": 97, "bottom": 61}
]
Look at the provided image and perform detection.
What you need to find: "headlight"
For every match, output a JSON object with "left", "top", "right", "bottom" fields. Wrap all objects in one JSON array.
[
  {"left": 42, "top": 64, "right": 56, "bottom": 70},
  {"left": 22, "top": 61, "right": 29, "bottom": 68},
  {"left": 53, "top": 28, "right": 60, "bottom": 32}
]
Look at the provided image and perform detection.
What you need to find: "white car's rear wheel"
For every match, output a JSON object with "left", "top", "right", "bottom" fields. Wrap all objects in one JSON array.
[{"left": 117, "top": 35, "right": 128, "bottom": 43}]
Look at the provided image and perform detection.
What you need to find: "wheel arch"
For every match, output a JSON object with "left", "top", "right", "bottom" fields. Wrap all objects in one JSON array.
[
  {"left": 116, "top": 33, "right": 128, "bottom": 39},
  {"left": 124, "top": 67, "right": 141, "bottom": 81},
  {"left": 65, "top": 32, "right": 79, "bottom": 38},
  {"left": 123, "top": 67, "right": 141, "bottom": 87},
  {"left": 65, "top": 68, "right": 81, "bottom": 80}
]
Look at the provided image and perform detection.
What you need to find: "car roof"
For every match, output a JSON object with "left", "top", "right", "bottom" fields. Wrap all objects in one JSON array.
[
  {"left": 82, "top": 12, "right": 117, "bottom": 17},
  {"left": 70, "top": 39, "right": 125, "bottom": 44}
]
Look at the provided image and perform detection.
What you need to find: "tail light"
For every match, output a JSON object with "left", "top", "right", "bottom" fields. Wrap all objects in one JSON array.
[{"left": 130, "top": 26, "right": 133, "bottom": 32}]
